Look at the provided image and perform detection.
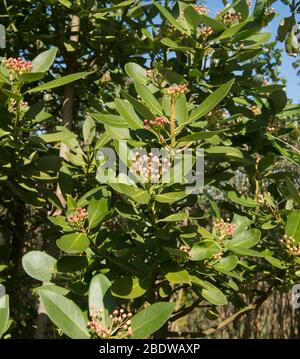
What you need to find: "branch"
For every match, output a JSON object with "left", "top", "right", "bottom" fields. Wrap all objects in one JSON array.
[{"left": 167, "top": 284, "right": 276, "bottom": 338}]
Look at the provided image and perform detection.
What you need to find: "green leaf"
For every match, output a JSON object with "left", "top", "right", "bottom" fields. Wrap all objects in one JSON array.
[
  {"left": 229, "top": 229, "right": 261, "bottom": 248},
  {"left": 111, "top": 275, "right": 152, "bottom": 299},
  {"left": 56, "top": 233, "right": 90, "bottom": 254},
  {"left": 94, "top": 0, "right": 135, "bottom": 13},
  {"left": 91, "top": 113, "right": 128, "bottom": 128},
  {"left": 1, "top": 89, "right": 23, "bottom": 100},
  {"left": 154, "top": 1, "right": 188, "bottom": 34},
  {"left": 253, "top": 0, "right": 267, "bottom": 22},
  {"left": 285, "top": 210, "right": 300, "bottom": 242},
  {"left": 191, "top": 277, "right": 227, "bottom": 305},
  {"left": 179, "top": 130, "right": 226, "bottom": 142},
  {"left": 201, "top": 285, "right": 228, "bottom": 306},
  {"left": 0, "top": 295, "right": 9, "bottom": 338},
  {"left": 131, "top": 302, "right": 175, "bottom": 339},
  {"left": 88, "top": 274, "right": 116, "bottom": 326},
  {"left": 40, "top": 129, "right": 77, "bottom": 143},
  {"left": 121, "top": 90, "right": 155, "bottom": 120},
  {"left": 19, "top": 72, "right": 45, "bottom": 82},
  {"left": 32, "top": 48, "right": 58, "bottom": 73},
  {"left": 190, "top": 240, "right": 221, "bottom": 261},
  {"left": 228, "top": 191, "right": 257, "bottom": 207},
  {"left": 88, "top": 197, "right": 110, "bottom": 229},
  {"left": 57, "top": 256, "right": 88, "bottom": 273},
  {"left": 188, "top": 79, "right": 235, "bottom": 123},
  {"left": 277, "top": 16, "right": 295, "bottom": 42},
  {"left": 35, "top": 284, "right": 70, "bottom": 296},
  {"left": 265, "top": 256, "right": 290, "bottom": 269},
  {"left": 134, "top": 82, "right": 163, "bottom": 116},
  {"left": 214, "top": 255, "right": 238, "bottom": 272},
  {"left": 22, "top": 251, "right": 56, "bottom": 282},
  {"left": 184, "top": 7, "right": 225, "bottom": 33},
  {"left": 232, "top": 214, "right": 252, "bottom": 234},
  {"left": 83, "top": 116, "right": 95, "bottom": 145},
  {"left": 115, "top": 98, "right": 143, "bottom": 129},
  {"left": 124, "top": 62, "right": 148, "bottom": 84},
  {"left": 269, "top": 90, "right": 288, "bottom": 114},
  {"left": 155, "top": 191, "right": 188, "bottom": 204},
  {"left": 206, "top": 147, "right": 244, "bottom": 159},
  {"left": 109, "top": 183, "right": 150, "bottom": 204},
  {"left": 161, "top": 263, "right": 190, "bottom": 284},
  {"left": 285, "top": 177, "right": 300, "bottom": 203},
  {"left": 225, "top": 245, "right": 265, "bottom": 257},
  {"left": 27, "top": 72, "right": 92, "bottom": 93},
  {"left": 218, "top": 20, "right": 250, "bottom": 40},
  {"left": 158, "top": 212, "right": 187, "bottom": 222},
  {"left": 39, "top": 290, "right": 89, "bottom": 339}
]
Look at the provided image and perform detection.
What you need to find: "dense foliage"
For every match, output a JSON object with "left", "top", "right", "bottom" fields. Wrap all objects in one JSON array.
[{"left": 0, "top": 0, "right": 300, "bottom": 339}]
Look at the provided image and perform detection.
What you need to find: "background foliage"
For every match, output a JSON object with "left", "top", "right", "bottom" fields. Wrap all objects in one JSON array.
[{"left": 0, "top": 0, "right": 300, "bottom": 339}]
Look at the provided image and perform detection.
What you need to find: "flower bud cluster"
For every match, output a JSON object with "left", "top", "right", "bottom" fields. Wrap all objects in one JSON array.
[
  {"left": 213, "top": 252, "right": 223, "bottom": 260},
  {"left": 257, "top": 192, "right": 271, "bottom": 206},
  {"left": 193, "top": 5, "right": 209, "bottom": 16},
  {"left": 3, "top": 57, "right": 33, "bottom": 74},
  {"left": 217, "top": 11, "right": 242, "bottom": 26},
  {"left": 280, "top": 235, "right": 300, "bottom": 256},
  {"left": 213, "top": 218, "right": 236, "bottom": 239},
  {"left": 198, "top": 26, "right": 214, "bottom": 38},
  {"left": 166, "top": 83, "right": 188, "bottom": 96},
  {"left": 180, "top": 244, "right": 192, "bottom": 258},
  {"left": 264, "top": 7, "right": 275, "bottom": 16},
  {"left": 88, "top": 306, "right": 133, "bottom": 339},
  {"left": 67, "top": 207, "right": 87, "bottom": 224},
  {"left": 100, "top": 71, "right": 111, "bottom": 83},
  {"left": 20, "top": 100, "right": 29, "bottom": 108},
  {"left": 144, "top": 117, "right": 168, "bottom": 131},
  {"left": 130, "top": 153, "right": 172, "bottom": 183},
  {"left": 249, "top": 105, "right": 261, "bottom": 116}
]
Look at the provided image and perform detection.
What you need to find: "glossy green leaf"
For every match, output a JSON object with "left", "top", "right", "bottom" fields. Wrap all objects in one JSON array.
[
  {"left": 228, "top": 191, "right": 257, "bottom": 207},
  {"left": 190, "top": 240, "right": 221, "bottom": 261},
  {"left": 124, "top": 62, "right": 148, "bottom": 84},
  {"left": 155, "top": 191, "right": 188, "bottom": 204},
  {"left": 87, "top": 197, "right": 110, "bottom": 229},
  {"left": 109, "top": 183, "right": 150, "bottom": 204},
  {"left": 39, "top": 290, "right": 89, "bottom": 339},
  {"left": 131, "top": 302, "right": 175, "bottom": 339},
  {"left": 91, "top": 113, "right": 128, "bottom": 128},
  {"left": 111, "top": 275, "right": 151, "bottom": 299},
  {"left": 0, "top": 295, "right": 9, "bottom": 338},
  {"left": 285, "top": 210, "right": 300, "bottom": 242},
  {"left": 22, "top": 251, "right": 56, "bottom": 282},
  {"left": 161, "top": 263, "right": 190, "bottom": 284},
  {"left": 158, "top": 212, "right": 187, "bottom": 222},
  {"left": 27, "top": 72, "right": 92, "bottom": 93},
  {"left": 134, "top": 82, "right": 163, "bottom": 116},
  {"left": 214, "top": 255, "right": 238, "bottom": 272},
  {"left": 188, "top": 79, "right": 235, "bottom": 123},
  {"left": 56, "top": 233, "right": 90, "bottom": 254},
  {"left": 32, "top": 48, "right": 58, "bottom": 73},
  {"left": 115, "top": 98, "right": 143, "bottom": 129},
  {"left": 229, "top": 229, "right": 261, "bottom": 248},
  {"left": 88, "top": 274, "right": 116, "bottom": 326}
]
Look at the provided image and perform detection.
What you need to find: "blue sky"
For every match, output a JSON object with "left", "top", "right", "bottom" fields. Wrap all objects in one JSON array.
[{"left": 207, "top": 0, "right": 299, "bottom": 103}]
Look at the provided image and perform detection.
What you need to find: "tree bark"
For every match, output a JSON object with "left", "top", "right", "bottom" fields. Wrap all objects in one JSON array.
[{"left": 35, "top": 14, "right": 80, "bottom": 339}]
